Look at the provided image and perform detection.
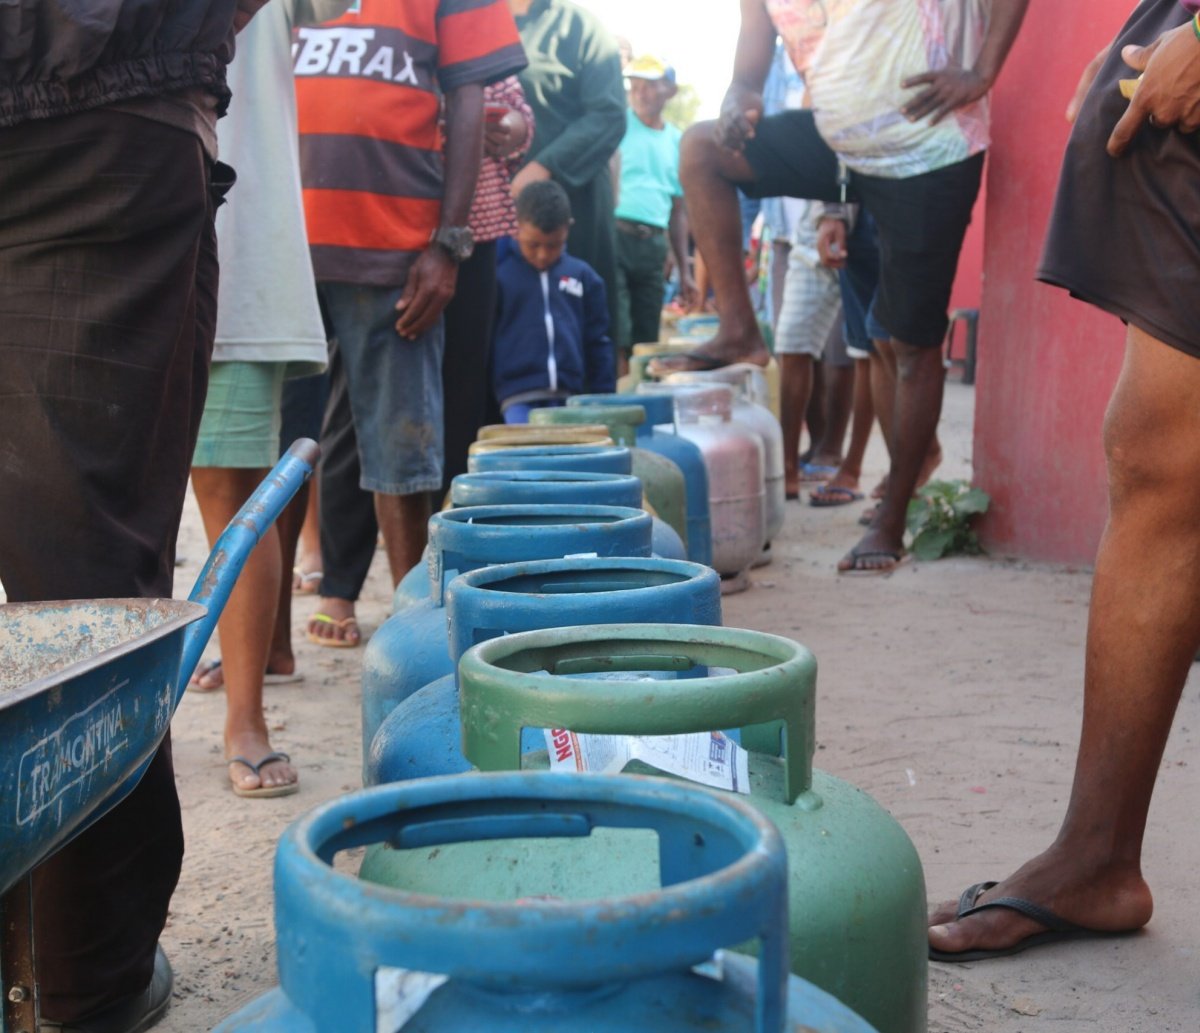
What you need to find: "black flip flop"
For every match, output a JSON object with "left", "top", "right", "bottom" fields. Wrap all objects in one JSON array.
[
  {"left": 929, "top": 881, "right": 1128, "bottom": 962},
  {"left": 228, "top": 752, "right": 299, "bottom": 799},
  {"left": 648, "top": 351, "right": 736, "bottom": 375}
]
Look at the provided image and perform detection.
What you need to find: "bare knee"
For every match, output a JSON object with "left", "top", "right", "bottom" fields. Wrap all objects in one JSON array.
[{"left": 680, "top": 120, "right": 754, "bottom": 191}]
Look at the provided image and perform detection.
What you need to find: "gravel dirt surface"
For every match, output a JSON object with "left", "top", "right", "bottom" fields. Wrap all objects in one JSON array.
[{"left": 155, "top": 379, "right": 1199, "bottom": 1031}]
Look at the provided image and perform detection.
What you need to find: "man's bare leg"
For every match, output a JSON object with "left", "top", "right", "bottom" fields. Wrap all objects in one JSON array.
[
  {"left": 375, "top": 490, "right": 431, "bottom": 585},
  {"left": 268, "top": 483, "right": 309, "bottom": 677},
  {"left": 928, "top": 327, "right": 1200, "bottom": 954},
  {"left": 292, "top": 473, "right": 322, "bottom": 588},
  {"left": 781, "top": 353, "right": 815, "bottom": 498},
  {"left": 651, "top": 123, "right": 769, "bottom": 373},
  {"left": 818, "top": 357, "right": 876, "bottom": 497},
  {"left": 811, "top": 360, "right": 854, "bottom": 468},
  {"left": 191, "top": 467, "right": 298, "bottom": 793},
  {"left": 839, "top": 338, "right": 943, "bottom": 572}
]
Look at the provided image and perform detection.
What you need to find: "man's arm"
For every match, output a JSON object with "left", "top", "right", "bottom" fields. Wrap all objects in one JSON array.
[
  {"left": 234, "top": 0, "right": 271, "bottom": 33},
  {"left": 394, "top": 82, "right": 484, "bottom": 339},
  {"left": 714, "top": 0, "right": 778, "bottom": 153},
  {"left": 901, "top": 0, "right": 1031, "bottom": 124},
  {"left": 668, "top": 196, "right": 697, "bottom": 308},
  {"left": 522, "top": 19, "right": 626, "bottom": 192}
]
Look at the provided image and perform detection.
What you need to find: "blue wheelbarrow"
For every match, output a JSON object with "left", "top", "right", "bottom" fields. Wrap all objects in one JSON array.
[{"left": 0, "top": 439, "right": 319, "bottom": 1033}]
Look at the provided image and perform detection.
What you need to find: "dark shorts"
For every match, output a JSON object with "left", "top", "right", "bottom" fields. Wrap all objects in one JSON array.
[
  {"left": 742, "top": 109, "right": 984, "bottom": 347},
  {"left": 1038, "top": 0, "right": 1199, "bottom": 360}
]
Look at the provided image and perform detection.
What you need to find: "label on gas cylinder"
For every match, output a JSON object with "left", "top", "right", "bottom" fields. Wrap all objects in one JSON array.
[
  {"left": 375, "top": 968, "right": 448, "bottom": 1031},
  {"left": 544, "top": 729, "right": 750, "bottom": 794}
]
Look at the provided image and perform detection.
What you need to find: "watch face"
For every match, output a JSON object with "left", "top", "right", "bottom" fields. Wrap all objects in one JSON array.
[{"left": 436, "top": 227, "right": 474, "bottom": 261}]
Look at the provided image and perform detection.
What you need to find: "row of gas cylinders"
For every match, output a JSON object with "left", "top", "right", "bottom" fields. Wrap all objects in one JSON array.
[{"left": 218, "top": 381, "right": 929, "bottom": 1031}]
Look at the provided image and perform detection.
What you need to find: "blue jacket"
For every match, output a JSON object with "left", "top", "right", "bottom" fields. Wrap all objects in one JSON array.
[{"left": 492, "top": 244, "right": 615, "bottom": 403}]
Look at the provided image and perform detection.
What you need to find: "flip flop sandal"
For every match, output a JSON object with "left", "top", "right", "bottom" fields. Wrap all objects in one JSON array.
[
  {"left": 306, "top": 612, "right": 361, "bottom": 648},
  {"left": 647, "top": 351, "right": 737, "bottom": 376},
  {"left": 293, "top": 567, "right": 323, "bottom": 595},
  {"left": 928, "top": 881, "right": 1131, "bottom": 963},
  {"left": 187, "top": 657, "right": 224, "bottom": 693},
  {"left": 263, "top": 670, "right": 305, "bottom": 686},
  {"left": 228, "top": 752, "right": 299, "bottom": 799},
  {"left": 809, "top": 485, "right": 864, "bottom": 508},
  {"left": 799, "top": 463, "right": 839, "bottom": 482},
  {"left": 838, "top": 547, "right": 908, "bottom": 577}
]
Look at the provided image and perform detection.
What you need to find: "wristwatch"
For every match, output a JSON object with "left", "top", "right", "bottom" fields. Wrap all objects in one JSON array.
[{"left": 430, "top": 225, "right": 475, "bottom": 263}]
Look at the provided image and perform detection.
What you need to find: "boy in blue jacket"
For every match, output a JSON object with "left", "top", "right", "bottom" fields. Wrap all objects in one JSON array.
[{"left": 493, "top": 180, "right": 615, "bottom": 422}]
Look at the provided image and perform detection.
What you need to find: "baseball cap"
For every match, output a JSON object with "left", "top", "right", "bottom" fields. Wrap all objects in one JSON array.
[{"left": 625, "top": 55, "right": 676, "bottom": 85}]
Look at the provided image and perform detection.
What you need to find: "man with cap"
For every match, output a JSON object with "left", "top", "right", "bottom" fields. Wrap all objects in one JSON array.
[{"left": 614, "top": 56, "right": 697, "bottom": 365}]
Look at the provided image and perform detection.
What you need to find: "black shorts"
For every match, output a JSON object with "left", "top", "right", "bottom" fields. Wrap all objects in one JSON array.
[
  {"left": 1038, "top": 0, "right": 1200, "bottom": 360},
  {"left": 743, "top": 109, "right": 984, "bottom": 347}
]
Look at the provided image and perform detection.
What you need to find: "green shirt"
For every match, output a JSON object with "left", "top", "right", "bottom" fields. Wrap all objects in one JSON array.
[
  {"left": 614, "top": 108, "right": 681, "bottom": 229},
  {"left": 515, "top": 0, "right": 626, "bottom": 191}
]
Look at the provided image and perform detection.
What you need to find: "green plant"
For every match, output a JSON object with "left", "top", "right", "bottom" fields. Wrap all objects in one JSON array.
[{"left": 905, "top": 479, "right": 990, "bottom": 560}]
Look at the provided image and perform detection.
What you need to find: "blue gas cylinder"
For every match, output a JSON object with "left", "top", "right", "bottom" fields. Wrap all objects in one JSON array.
[
  {"left": 570, "top": 393, "right": 712, "bottom": 566},
  {"left": 361, "top": 504, "right": 652, "bottom": 777},
  {"left": 213, "top": 772, "right": 880, "bottom": 1033},
  {"left": 467, "top": 443, "right": 633, "bottom": 475},
  {"left": 392, "top": 470, "right": 645, "bottom": 613},
  {"left": 367, "top": 556, "right": 721, "bottom": 784}
]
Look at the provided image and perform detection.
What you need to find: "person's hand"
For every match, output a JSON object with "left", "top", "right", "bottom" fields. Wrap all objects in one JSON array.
[
  {"left": 233, "top": 0, "right": 269, "bottom": 32},
  {"left": 676, "top": 272, "right": 699, "bottom": 311},
  {"left": 1108, "top": 22, "right": 1200, "bottom": 156},
  {"left": 1066, "top": 44, "right": 1112, "bottom": 122},
  {"left": 715, "top": 83, "right": 764, "bottom": 153},
  {"left": 901, "top": 67, "right": 990, "bottom": 124},
  {"left": 510, "top": 159, "right": 551, "bottom": 198},
  {"left": 394, "top": 248, "right": 458, "bottom": 339},
  {"left": 816, "top": 217, "right": 848, "bottom": 269},
  {"left": 485, "top": 111, "right": 529, "bottom": 159}
]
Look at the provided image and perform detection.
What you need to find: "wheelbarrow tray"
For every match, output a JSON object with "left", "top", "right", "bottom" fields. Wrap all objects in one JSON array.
[{"left": 0, "top": 598, "right": 205, "bottom": 897}]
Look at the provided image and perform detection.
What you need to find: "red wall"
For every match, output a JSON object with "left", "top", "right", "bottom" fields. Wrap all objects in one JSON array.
[{"left": 972, "top": 1, "right": 1132, "bottom": 564}]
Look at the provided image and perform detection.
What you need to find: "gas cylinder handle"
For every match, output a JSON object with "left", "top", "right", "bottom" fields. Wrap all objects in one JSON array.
[
  {"left": 274, "top": 773, "right": 790, "bottom": 1032},
  {"left": 459, "top": 624, "right": 816, "bottom": 806},
  {"left": 425, "top": 504, "right": 653, "bottom": 605}
]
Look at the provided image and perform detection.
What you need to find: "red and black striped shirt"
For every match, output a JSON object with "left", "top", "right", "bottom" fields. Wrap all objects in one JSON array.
[{"left": 296, "top": 0, "right": 526, "bottom": 286}]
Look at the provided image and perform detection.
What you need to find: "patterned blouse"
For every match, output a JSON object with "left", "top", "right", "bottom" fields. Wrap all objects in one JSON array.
[{"left": 470, "top": 75, "right": 535, "bottom": 243}]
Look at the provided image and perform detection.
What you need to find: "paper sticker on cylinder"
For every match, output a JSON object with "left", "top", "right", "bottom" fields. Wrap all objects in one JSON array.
[
  {"left": 375, "top": 968, "right": 448, "bottom": 1032},
  {"left": 545, "top": 729, "right": 750, "bottom": 793}
]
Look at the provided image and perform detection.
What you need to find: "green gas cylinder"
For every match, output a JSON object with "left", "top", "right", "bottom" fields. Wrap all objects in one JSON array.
[
  {"left": 469, "top": 425, "right": 613, "bottom": 454},
  {"left": 359, "top": 624, "right": 926, "bottom": 1033},
  {"left": 530, "top": 405, "right": 688, "bottom": 552}
]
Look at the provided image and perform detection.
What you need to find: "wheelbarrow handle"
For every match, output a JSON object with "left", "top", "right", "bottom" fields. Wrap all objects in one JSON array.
[{"left": 178, "top": 439, "right": 320, "bottom": 690}]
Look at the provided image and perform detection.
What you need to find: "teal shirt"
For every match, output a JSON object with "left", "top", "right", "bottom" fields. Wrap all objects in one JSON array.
[{"left": 614, "top": 109, "right": 682, "bottom": 229}]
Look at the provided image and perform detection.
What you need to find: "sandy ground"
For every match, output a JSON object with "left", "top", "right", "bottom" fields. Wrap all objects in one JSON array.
[{"left": 151, "top": 378, "right": 1200, "bottom": 1031}]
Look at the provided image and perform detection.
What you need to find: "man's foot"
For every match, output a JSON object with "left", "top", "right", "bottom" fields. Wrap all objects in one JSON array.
[
  {"left": 39, "top": 944, "right": 173, "bottom": 1033},
  {"left": 306, "top": 597, "right": 361, "bottom": 648},
  {"left": 799, "top": 462, "right": 838, "bottom": 483},
  {"left": 226, "top": 729, "right": 299, "bottom": 798},
  {"left": 186, "top": 657, "right": 303, "bottom": 691},
  {"left": 837, "top": 528, "right": 907, "bottom": 575},
  {"left": 647, "top": 328, "right": 770, "bottom": 377},
  {"left": 928, "top": 849, "right": 1153, "bottom": 962}
]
